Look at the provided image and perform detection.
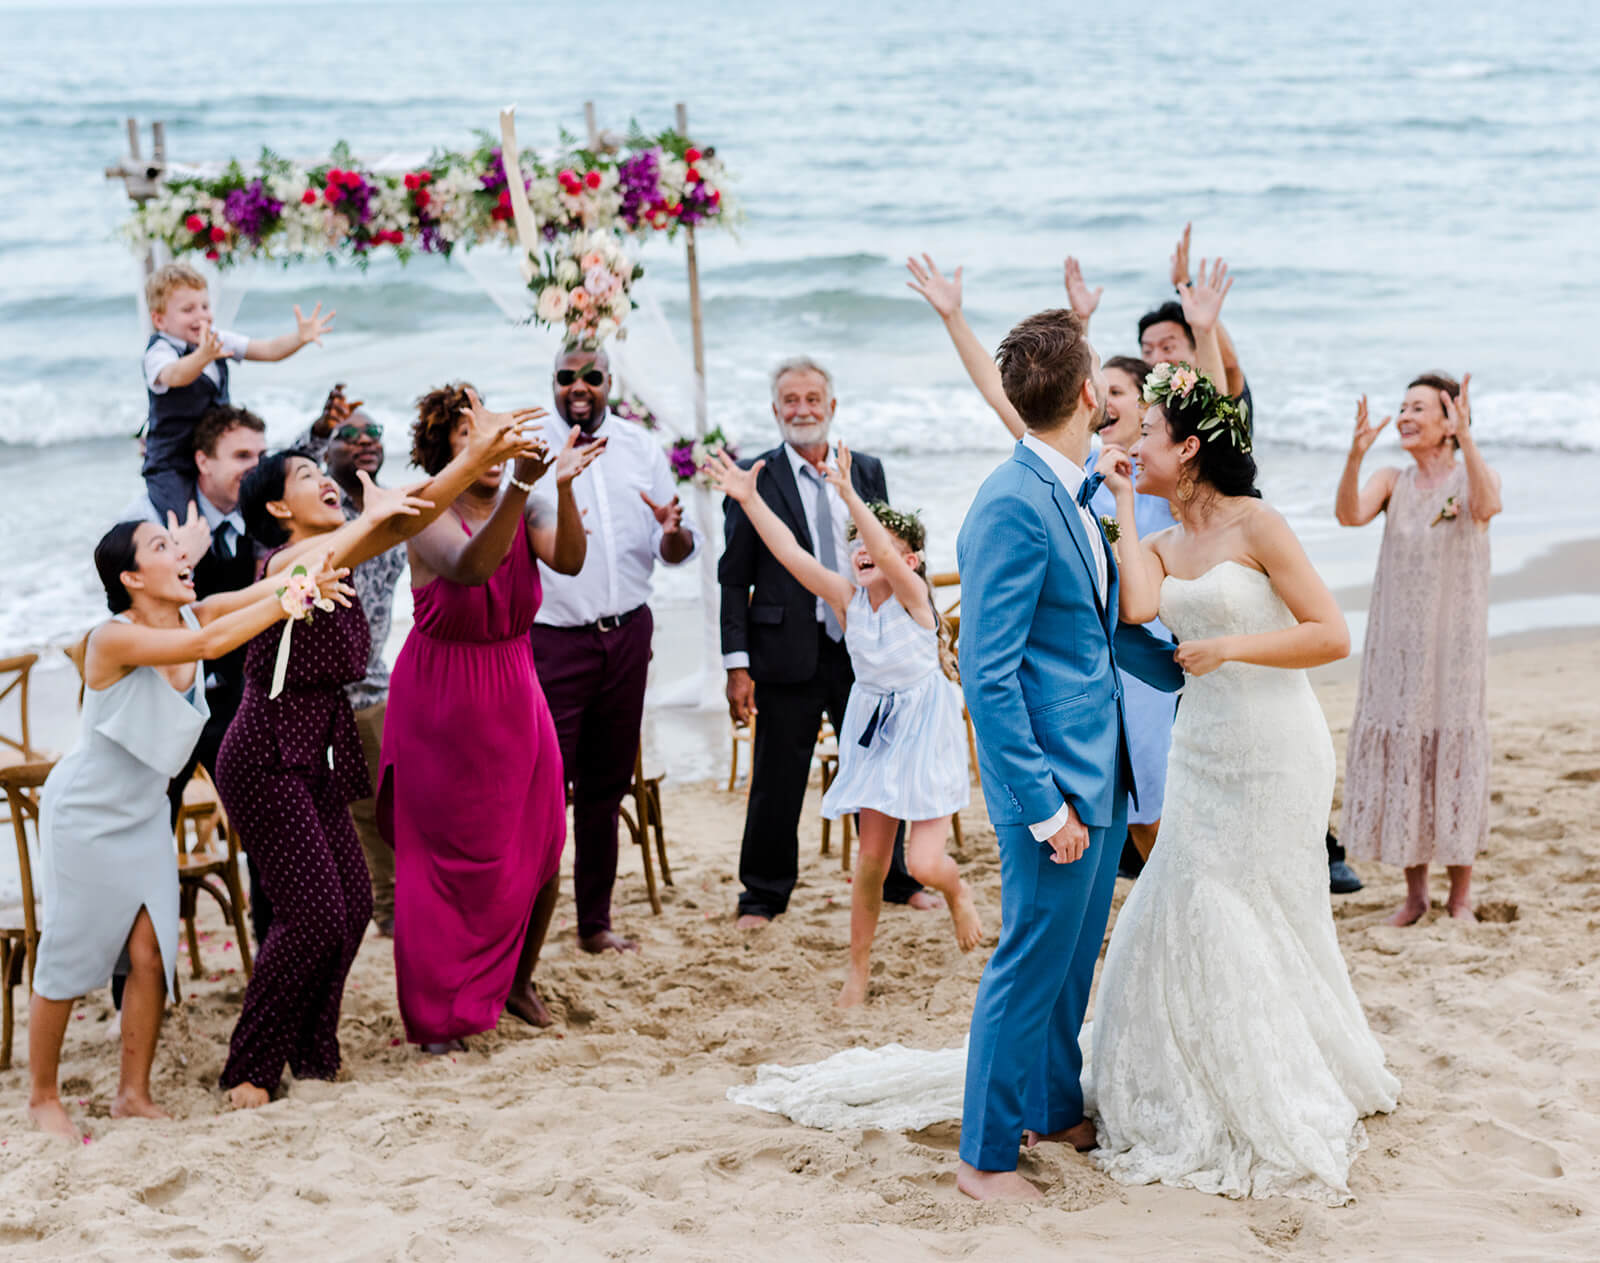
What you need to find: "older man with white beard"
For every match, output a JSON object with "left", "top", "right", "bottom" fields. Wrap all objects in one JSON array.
[{"left": 719, "top": 357, "right": 934, "bottom": 927}]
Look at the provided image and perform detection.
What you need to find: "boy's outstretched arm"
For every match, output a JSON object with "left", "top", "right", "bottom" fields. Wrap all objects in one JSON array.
[{"left": 245, "top": 302, "right": 336, "bottom": 362}]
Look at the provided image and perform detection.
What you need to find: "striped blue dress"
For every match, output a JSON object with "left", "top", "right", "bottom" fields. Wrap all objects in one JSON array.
[{"left": 821, "top": 586, "right": 970, "bottom": 822}]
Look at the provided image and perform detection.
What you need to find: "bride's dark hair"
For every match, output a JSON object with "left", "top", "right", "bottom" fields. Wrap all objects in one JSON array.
[{"left": 1158, "top": 383, "right": 1260, "bottom": 500}]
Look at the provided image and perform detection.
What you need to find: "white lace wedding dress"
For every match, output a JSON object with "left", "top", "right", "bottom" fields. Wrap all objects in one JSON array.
[{"left": 728, "top": 562, "right": 1398, "bottom": 1204}]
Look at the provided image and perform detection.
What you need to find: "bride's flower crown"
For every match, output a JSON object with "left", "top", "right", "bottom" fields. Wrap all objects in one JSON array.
[{"left": 1142, "top": 362, "right": 1253, "bottom": 454}]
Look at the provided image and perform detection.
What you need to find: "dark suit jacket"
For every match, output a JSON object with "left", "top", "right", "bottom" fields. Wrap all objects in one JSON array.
[
  {"left": 190, "top": 531, "right": 261, "bottom": 716},
  {"left": 718, "top": 443, "right": 888, "bottom": 685}
]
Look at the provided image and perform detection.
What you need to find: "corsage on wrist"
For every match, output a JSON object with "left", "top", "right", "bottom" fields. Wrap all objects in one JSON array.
[{"left": 268, "top": 564, "right": 335, "bottom": 699}]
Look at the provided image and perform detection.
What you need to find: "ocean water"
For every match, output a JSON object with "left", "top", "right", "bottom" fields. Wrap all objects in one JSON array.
[{"left": 3, "top": 0, "right": 1599, "bottom": 739}]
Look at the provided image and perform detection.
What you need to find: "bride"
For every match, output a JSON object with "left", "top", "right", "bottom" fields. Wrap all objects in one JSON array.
[
  {"left": 729, "top": 364, "right": 1399, "bottom": 1206},
  {"left": 1089, "top": 364, "right": 1399, "bottom": 1204}
]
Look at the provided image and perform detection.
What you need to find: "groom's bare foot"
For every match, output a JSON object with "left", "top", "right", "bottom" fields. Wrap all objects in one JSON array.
[
  {"left": 950, "top": 884, "right": 983, "bottom": 952},
  {"left": 579, "top": 929, "right": 638, "bottom": 954},
  {"left": 29, "top": 1098, "right": 82, "bottom": 1142},
  {"left": 1023, "top": 1119, "right": 1097, "bottom": 1152},
  {"left": 907, "top": 890, "right": 942, "bottom": 912},
  {"left": 957, "top": 1161, "right": 1042, "bottom": 1201},
  {"left": 1386, "top": 896, "right": 1429, "bottom": 926},
  {"left": 736, "top": 913, "right": 771, "bottom": 930}
]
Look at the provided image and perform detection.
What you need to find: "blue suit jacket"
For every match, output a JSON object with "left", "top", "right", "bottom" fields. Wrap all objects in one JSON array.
[{"left": 958, "top": 442, "right": 1179, "bottom": 831}]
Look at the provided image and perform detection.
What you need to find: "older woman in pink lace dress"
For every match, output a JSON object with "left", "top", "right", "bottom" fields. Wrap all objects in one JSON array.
[{"left": 1334, "top": 373, "right": 1502, "bottom": 924}]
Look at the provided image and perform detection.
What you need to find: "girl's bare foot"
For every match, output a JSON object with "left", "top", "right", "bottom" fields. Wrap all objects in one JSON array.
[
  {"left": 1446, "top": 901, "right": 1477, "bottom": 921},
  {"left": 950, "top": 884, "right": 983, "bottom": 952},
  {"left": 1386, "top": 897, "right": 1429, "bottom": 927},
  {"left": 29, "top": 1098, "right": 82, "bottom": 1142},
  {"left": 505, "top": 984, "right": 553, "bottom": 1028},
  {"left": 836, "top": 969, "right": 869, "bottom": 1009},
  {"left": 111, "top": 1092, "right": 170, "bottom": 1121},
  {"left": 227, "top": 1083, "right": 270, "bottom": 1110}
]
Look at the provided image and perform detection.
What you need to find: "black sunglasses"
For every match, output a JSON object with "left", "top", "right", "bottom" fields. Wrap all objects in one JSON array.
[
  {"left": 556, "top": 369, "right": 606, "bottom": 387},
  {"left": 334, "top": 423, "right": 383, "bottom": 442}
]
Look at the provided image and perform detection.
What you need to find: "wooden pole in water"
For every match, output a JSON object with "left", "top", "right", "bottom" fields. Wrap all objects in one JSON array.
[
  {"left": 583, "top": 101, "right": 600, "bottom": 150},
  {"left": 675, "top": 102, "right": 707, "bottom": 441}
]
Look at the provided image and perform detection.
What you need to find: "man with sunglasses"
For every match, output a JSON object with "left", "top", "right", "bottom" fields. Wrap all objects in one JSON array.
[
  {"left": 294, "top": 384, "right": 407, "bottom": 936},
  {"left": 530, "top": 347, "right": 699, "bottom": 954}
]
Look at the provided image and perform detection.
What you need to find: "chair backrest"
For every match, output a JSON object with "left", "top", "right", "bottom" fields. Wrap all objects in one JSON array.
[
  {"left": 175, "top": 764, "right": 228, "bottom": 856},
  {"left": 928, "top": 570, "right": 961, "bottom": 644},
  {"left": 63, "top": 634, "right": 90, "bottom": 710},
  {"left": 0, "top": 653, "right": 40, "bottom": 761},
  {"left": 0, "top": 760, "right": 53, "bottom": 989}
]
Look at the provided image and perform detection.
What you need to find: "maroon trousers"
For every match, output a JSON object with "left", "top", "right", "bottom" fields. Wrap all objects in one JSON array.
[{"left": 530, "top": 607, "right": 653, "bottom": 939}]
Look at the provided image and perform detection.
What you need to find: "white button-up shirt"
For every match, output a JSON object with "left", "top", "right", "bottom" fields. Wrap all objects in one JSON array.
[
  {"left": 532, "top": 413, "right": 700, "bottom": 627},
  {"left": 1020, "top": 433, "right": 1109, "bottom": 843},
  {"left": 143, "top": 329, "right": 249, "bottom": 393}
]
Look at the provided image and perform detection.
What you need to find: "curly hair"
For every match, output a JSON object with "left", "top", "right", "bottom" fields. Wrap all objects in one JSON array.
[
  {"left": 191, "top": 403, "right": 265, "bottom": 457},
  {"left": 412, "top": 382, "right": 476, "bottom": 475}
]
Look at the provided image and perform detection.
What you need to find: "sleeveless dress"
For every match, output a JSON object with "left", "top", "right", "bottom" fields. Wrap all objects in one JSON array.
[
  {"left": 819, "top": 586, "right": 969, "bottom": 823},
  {"left": 1089, "top": 562, "right": 1400, "bottom": 1204},
  {"left": 215, "top": 561, "right": 372, "bottom": 1093},
  {"left": 34, "top": 608, "right": 207, "bottom": 1002},
  {"left": 1341, "top": 464, "right": 1491, "bottom": 867},
  {"left": 380, "top": 513, "right": 566, "bottom": 1045}
]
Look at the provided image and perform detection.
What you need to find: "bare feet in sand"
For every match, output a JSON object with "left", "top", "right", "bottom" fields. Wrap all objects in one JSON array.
[
  {"left": 735, "top": 913, "right": 771, "bottom": 930},
  {"left": 111, "top": 1092, "right": 170, "bottom": 1122},
  {"left": 505, "top": 984, "right": 554, "bottom": 1028},
  {"left": 421, "top": 1039, "right": 468, "bottom": 1055},
  {"left": 1023, "top": 1119, "right": 1096, "bottom": 1152},
  {"left": 227, "top": 1083, "right": 270, "bottom": 1110},
  {"left": 579, "top": 929, "right": 639, "bottom": 954},
  {"left": 956, "top": 1161, "right": 1042, "bottom": 1201},
  {"left": 1386, "top": 897, "right": 1429, "bottom": 927},
  {"left": 1447, "top": 900, "right": 1477, "bottom": 921},
  {"left": 29, "top": 1098, "right": 82, "bottom": 1141},
  {"left": 907, "top": 890, "right": 942, "bottom": 912},
  {"left": 835, "top": 968, "right": 869, "bottom": 1009},
  {"left": 950, "top": 884, "right": 983, "bottom": 952}
]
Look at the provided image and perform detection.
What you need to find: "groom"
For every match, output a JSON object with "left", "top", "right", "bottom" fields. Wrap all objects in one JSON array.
[{"left": 956, "top": 309, "right": 1181, "bottom": 1200}]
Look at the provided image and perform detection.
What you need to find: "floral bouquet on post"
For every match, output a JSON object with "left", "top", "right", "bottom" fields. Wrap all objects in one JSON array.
[
  {"left": 528, "top": 228, "right": 643, "bottom": 349},
  {"left": 669, "top": 428, "right": 737, "bottom": 489}
]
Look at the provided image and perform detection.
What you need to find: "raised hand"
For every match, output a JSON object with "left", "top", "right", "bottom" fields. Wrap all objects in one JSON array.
[
  {"left": 196, "top": 325, "right": 226, "bottom": 364},
  {"left": 822, "top": 440, "right": 856, "bottom": 499},
  {"left": 310, "top": 556, "right": 355, "bottom": 608},
  {"left": 1169, "top": 222, "right": 1193, "bottom": 287},
  {"left": 640, "top": 491, "right": 684, "bottom": 534},
  {"left": 1062, "top": 256, "right": 1103, "bottom": 321},
  {"left": 553, "top": 425, "right": 606, "bottom": 487},
  {"left": 1350, "top": 396, "right": 1390, "bottom": 457},
  {"left": 1177, "top": 258, "right": 1232, "bottom": 335},
  {"left": 314, "top": 383, "right": 364, "bottom": 437},
  {"left": 459, "top": 387, "right": 548, "bottom": 462},
  {"left": 166, "top": 501, "right": 212, "bottom": 564},
  {"left": 703, "top": 447, "right": 763, "bottom": 503},
  {"left": 356, "top": 472, "right": 432, "bottom": 523},
  {"left": 1441, "top": 372, "right": 1472, "bottom": 440},
  {"left": 294, "top": 301, "right": 335, "bottom": 347},
  {"left": 905, "top": 254, "right": 963, "bottom": 318}
]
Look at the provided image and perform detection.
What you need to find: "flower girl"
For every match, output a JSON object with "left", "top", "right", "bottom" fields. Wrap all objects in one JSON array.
[{"left": 706, "top": 444, "right": 980, "bottom": 1007}]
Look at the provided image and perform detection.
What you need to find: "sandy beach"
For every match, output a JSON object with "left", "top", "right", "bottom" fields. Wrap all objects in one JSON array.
[{"left": 1, "top": 613, "right": 1596, "bottom": 1260}]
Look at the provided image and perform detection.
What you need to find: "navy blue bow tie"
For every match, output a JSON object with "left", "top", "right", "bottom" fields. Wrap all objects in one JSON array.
[{"left": 1076, "top": 472, "right": 1105, "bottom": 508}]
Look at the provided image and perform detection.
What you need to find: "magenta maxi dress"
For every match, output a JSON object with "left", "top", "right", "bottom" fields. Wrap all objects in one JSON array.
[{"left": 379, "top": 514, "right": 566, "bottom": 1044}]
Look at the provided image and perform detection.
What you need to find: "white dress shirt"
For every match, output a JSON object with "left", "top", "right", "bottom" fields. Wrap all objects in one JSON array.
[
  {"left": 1020, "top": 433, "right": 1110, "bottom": 842},
  {"left": 143, "top": 329, "right": 249, "bottom": 393},
  {"left": 532, "top": 414, "right": 700, "bottom": 627},
  {"left": 720, "top": 442, "right": 850, "bottom": 671},
  {"left": 126, "top": 484, "right": 247, "bottom": 552}
]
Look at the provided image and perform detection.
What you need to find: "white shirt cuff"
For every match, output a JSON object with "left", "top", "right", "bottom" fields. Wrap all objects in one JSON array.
[
  {"left": 722, "top": 652, "right": 750, "bottom": 670},
  {"left": 1029, "top": 802, "right": 1071, "bottom": 842}
]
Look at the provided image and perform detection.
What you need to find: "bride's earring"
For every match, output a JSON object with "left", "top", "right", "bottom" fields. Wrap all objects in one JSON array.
[{"left": 1176, "top": 468, "right": 1197, "bottom": 503}]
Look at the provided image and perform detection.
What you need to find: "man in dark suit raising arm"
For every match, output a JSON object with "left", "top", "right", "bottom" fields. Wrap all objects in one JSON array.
[{"left": 720, "top": 357, "right": 931, "bottom": 927}]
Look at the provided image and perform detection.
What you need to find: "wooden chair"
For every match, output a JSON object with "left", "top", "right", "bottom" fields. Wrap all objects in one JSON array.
[
  {"left": 579, "top": 746, "right": 674, "bottom": 918},
  {"left": 816, "top": 722, "right": 855, "bottom": 870},
  {"left": 174, "top": 766, "right": 254, "bottom": 980},
  {"left": 728, "top": 715, "right": 755, "bottom": 794},
  {"left": 0, "top": 653, "right": 41, "bottom": 771},
  {"left": 0, "top": 761, "right": 50, "bottom": 1070},
  {"left": 63, "top": 634, "right": 90, "bottom": 709}
]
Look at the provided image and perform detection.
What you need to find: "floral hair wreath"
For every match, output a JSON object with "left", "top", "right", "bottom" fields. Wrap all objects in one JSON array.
[
  {"left": 846, "top": 501, "right": 926, "bottom": 553},
  {"left": 1142, "top": 362, "right": 1253, "bottom": 454}
]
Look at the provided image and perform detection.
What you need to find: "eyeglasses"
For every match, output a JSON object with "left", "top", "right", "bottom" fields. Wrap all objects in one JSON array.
[
  {"left": 556, "top": 369, "right": 606, "bottom": 387},
  {"left": 334, "top": 423, "right": 383, "bottom": 442}
]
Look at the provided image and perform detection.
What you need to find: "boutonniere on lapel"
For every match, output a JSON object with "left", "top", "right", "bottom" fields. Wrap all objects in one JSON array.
[
  {"left": 1430, "top": 495, "right": 1459, "bottom": 527},
  {"left": 1099, "top": 515, "right": 1121, "bottom": 543}
]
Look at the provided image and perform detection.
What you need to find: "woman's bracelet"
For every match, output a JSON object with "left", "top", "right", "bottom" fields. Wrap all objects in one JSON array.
[{"left": 507, "top": 474, "right": 536, "bottom": 494}]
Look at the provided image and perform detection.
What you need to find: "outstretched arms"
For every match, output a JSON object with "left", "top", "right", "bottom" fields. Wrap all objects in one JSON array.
[
  {"left": 905, "top": 255, "right": 1025, "bottom": 439},
  {"left": 825, "top": 443, "right": 936, "bottom": 629},
  {"left": 1334, "top": 396, "right": 1399, "bottom": 526}
]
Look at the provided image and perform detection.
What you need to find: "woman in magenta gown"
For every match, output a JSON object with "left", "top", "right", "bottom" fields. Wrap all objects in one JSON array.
[{"left": 381, "top": 384, "right": 601, "bottom": 1048}]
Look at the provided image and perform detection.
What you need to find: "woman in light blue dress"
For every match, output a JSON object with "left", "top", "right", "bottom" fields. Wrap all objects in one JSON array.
[
  {"left": 29, "top": 518, "right": 348, "bottom": 1141},
  {"left": 707, "top": 444, "right": 982, "bottom": 1009}
]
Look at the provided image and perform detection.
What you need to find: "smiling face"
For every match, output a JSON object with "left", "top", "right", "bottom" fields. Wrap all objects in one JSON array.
[
  {"left": 121, "top": 521, "right": 197, "bottom": 606},
  {"left": 194, "top": 423, "right": 266, "bottom": 513},
  {"left": 1099, "top": 365, "right": 1146, "bottom": 449},
  {"left": 554, "top": 349, "right": 610, "bottom": 432},
  {"left": 326, "top": 410, "right": 384, "bottom": 484},
  {"left": 848, "top": 533, "right": 920, "bottom": 590},
  {"left": 269, "top": 454, "right": 347, "bottom": 536},
  {"left": 151, "top": 285, "right": 214, "bottom": 345},
  {"left": 1139, "top": 320, "right": 1196, "bottom": 368},
  {"left": 1132, "top": 404, "right": 1199, "bottom": 499},
  {"left": 773, "top": 367, "right": 837, "bottom": 451},
  {"left": 1395, "top": 385, "right": 1451, "bottom": 452}
]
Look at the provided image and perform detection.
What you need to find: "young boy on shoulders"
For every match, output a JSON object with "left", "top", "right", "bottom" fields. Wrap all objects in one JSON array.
[{"left": 141, "top": 261, "right": 333, "bottom": 520}]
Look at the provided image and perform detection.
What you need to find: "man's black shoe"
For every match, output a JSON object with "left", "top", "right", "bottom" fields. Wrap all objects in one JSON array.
[{"left": 1329, "top": 860, "right": 1363, "bottom": 895}]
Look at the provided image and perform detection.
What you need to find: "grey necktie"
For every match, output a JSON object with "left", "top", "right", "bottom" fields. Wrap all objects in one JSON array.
[{"left": 804, "top": 466, "right": 844, "bottom": 642}]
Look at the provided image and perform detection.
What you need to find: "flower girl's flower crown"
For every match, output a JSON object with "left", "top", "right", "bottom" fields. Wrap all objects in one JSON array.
[
  {"left": 846, "top": 501, "right": 927, "bottom": 552},
  {"left": 1142, "top": 362, "right": 1253, "bottom": 454}
]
